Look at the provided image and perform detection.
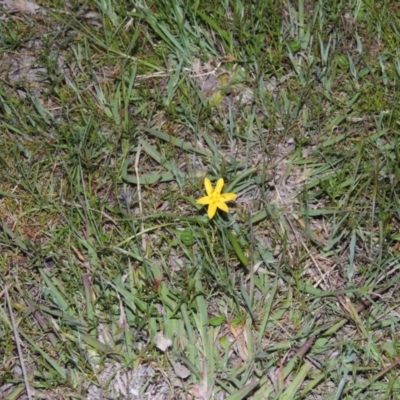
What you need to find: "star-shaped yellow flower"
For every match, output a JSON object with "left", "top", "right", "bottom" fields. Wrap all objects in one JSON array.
[{"left": 197, "top": 177, "right": 237, "bottom": 219}]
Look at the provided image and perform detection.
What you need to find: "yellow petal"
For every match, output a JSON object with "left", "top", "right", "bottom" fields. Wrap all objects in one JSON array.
[
  {"left": 215, "top": 178, "right": 224, "bottom": 194},
  {"left": 204, "top": 177, "right": 213, "bottom": 195},
  {"left": 197, "top": 195, "right": 211, "bottom": 205},
  {"left": 221, "top": 192, "right": 237, "bottom": 202},
  {"left": 207, "top": 203, "right": 217, "bottom": 219},
  {"left": 217, "top": 202, "right": 229, "bottom": 213}
]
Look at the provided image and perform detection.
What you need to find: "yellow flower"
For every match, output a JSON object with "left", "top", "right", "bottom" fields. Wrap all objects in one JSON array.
[{"left": 197, "top": 177, "right": 237, "bottom": 219}]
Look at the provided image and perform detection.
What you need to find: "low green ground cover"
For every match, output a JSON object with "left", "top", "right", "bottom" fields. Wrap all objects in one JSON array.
[{"left": 1, "top": 0, "right": 400, "bottom": 398}]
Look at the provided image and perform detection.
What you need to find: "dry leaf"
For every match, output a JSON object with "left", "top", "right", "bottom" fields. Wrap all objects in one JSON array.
[
  {"left": 169, "top": 358, "right": 191, "bottom": 379},
  {"left": 154, "top": 332, "right": 172, "bottom": 352},
  {"left": 0, "top": 0, "right": 40, "bottom": 14}
]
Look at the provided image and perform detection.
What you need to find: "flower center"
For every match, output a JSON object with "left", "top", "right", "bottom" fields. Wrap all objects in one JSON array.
[{"left": 210, "top": 192, "right": 220, "bottom": 204}]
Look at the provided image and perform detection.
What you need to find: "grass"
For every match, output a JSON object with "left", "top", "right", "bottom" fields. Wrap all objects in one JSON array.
[{"left": 1, "top": 0, "right": 400, "bottom": 399}]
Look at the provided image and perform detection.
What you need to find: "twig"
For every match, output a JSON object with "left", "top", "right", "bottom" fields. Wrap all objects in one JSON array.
[
  {"left": 4, "top": 284, "right": 33, "bottom": 400},
  {"left": 134, "top": 142, "right": 146, "bottom": 250}
]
